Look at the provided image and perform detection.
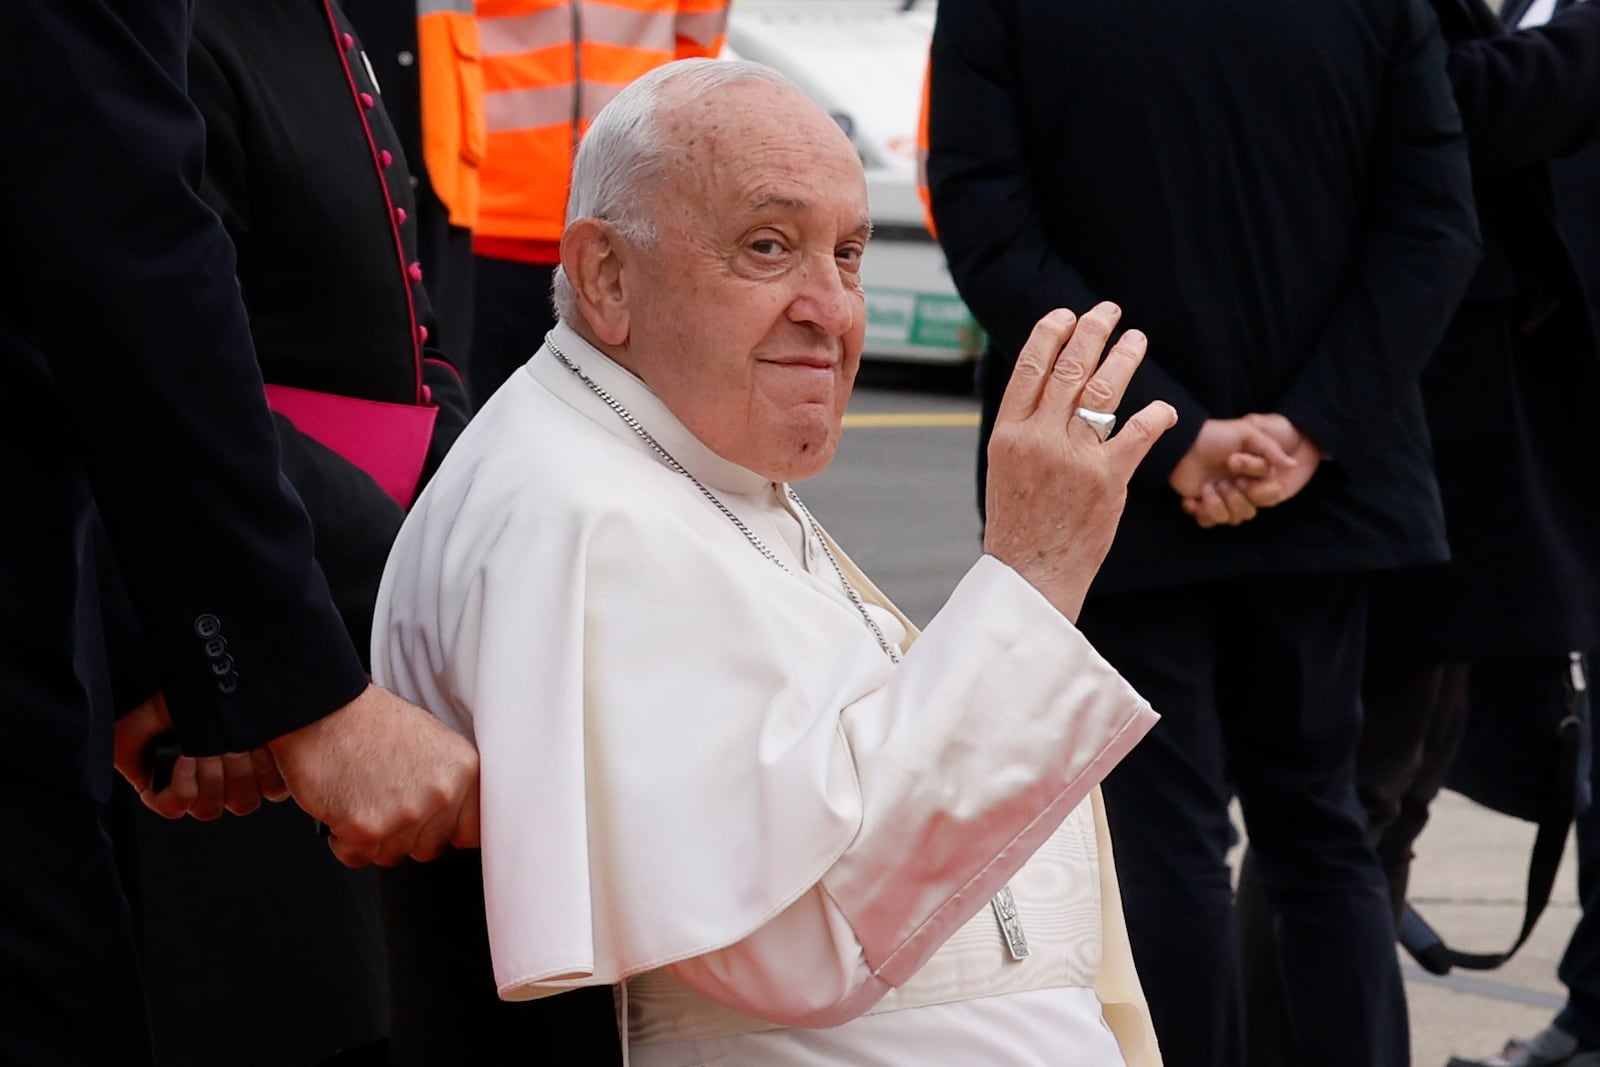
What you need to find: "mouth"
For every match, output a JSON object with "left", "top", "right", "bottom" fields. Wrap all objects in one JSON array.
[{"left": 760, "top": 356, "right": 839, "bottom": 371}]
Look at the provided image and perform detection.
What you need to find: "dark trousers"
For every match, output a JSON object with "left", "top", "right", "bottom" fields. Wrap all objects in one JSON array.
[
  {"left": 1239, "top": 656, "right": 1468, "bottom": 1065},
  {"left": 468, "top": 257, "right": 558, "bottom": 412},
  {"left": 110, "top": 779, "right": 388, "bottom": 1067},
  {"left": 0, "top": 786, "right": 153, "bottom": 1067},
  {"left": 382, "top": 848, "right": 623, "bottom": 1066},
  {"left": 1080, "top": 574, "right": 1408, "bottom": 1067},
  {"left": 1356, "top": 658, "right": 1472, "bottom": 917}
]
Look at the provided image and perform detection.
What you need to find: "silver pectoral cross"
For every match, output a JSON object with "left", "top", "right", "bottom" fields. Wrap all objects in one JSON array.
[{"left": 991, "top": 885, "right": 1030, "bottom": 961}]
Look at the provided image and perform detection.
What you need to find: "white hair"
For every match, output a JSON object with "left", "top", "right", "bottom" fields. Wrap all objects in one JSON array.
[{"left": 550, "top": 58, "right": 798, "bottom": 324}]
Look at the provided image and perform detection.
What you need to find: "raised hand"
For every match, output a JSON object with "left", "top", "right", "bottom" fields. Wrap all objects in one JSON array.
[
  {"left": 984, "top": 302, "right": 1178, "bottom": 622},
  {"left": 267, "top": 683, "right": 480, "bottom": 868}
]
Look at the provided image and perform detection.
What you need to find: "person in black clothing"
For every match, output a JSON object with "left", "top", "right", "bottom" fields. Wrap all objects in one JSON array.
[
  {"left": 1231, "top": 2, "right": 1600, "bottom": 1064},
  {"left": 1238, "top": 0, "right": 1600, "bottom": 1060},
  {"left": 926, "top": 1, "right": 1480, "bottom": 1064},
  {"left": 0, "top": 3, "right": 479, "bottom": 1065},
  {"left": 107, "top": 2, "right": 476, "bottom": 1064}
]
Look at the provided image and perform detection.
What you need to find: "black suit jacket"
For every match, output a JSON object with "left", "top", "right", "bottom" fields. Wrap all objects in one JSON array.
[
  {"left": 1369, "top": 0, "right": 1600, "bottom": 656},
  {"left": 0, "top": 0, "right": 368, "bottom": 796},
  {"left": 928, "top": 0, "right": 1482, "bottom": 593}
]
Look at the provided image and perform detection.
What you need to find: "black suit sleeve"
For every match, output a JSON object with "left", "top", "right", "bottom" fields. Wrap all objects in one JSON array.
[
  {"left": 0, "top": 0, "right": 368, "bottom": 754},
  {"left": 925, "top": 0, "right": 1210, "bottom": 482},
  {"left": 1276, "top": 0, "right": 1481, "bottom": 471},
  {"left": 1446, "top": 1, "right": 1600, "bottom": 175}
]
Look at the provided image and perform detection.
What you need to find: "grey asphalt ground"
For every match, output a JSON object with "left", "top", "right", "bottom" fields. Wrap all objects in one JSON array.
[{"left": 802, "top": 364, "right": 1584, "bottom": 1067}]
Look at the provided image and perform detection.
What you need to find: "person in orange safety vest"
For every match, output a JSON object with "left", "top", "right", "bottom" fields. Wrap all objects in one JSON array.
[{"left": 466, "top": 0, "right": 730, "bottom": 409}]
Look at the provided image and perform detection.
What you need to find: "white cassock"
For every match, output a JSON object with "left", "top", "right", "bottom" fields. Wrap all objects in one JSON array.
[{"left": 373, "top": 322, "right": 1164, "bottom": 1067}]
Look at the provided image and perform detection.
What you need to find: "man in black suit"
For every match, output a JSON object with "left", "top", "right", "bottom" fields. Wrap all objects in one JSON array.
[
  {"left": 926, "top": 1, "right": 1480, "bottom": 1064},
  {"left": 0, "top": 3, "right": 480, "bottom": 1063}
]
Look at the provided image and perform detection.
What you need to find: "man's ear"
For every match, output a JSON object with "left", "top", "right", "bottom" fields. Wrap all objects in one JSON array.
[{"left": 561, "top": 219, "right": 630, "bottom": 346}]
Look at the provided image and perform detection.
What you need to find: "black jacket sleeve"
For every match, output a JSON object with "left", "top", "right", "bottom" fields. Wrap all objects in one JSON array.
[
  {"left": 1445, "top": 1, "right": 1600, "bottom": 175},
  {"left": 1276, "top": 0, "right": 1481, "bottom": 471},
  {"left": 0, "top": 0, "right": 368, "bottom": 754},
  {"left": 926, "top": 0, "right": 1211, "bottom": 482}
]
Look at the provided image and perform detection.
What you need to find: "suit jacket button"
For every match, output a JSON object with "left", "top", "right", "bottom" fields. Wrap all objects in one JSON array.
[
  {"left": 209, "top": 654, "right": 235, "bottom": 677},
  {"left": 194, "top": 614, "right": 221, "bottom": 639},
  {"left": 203, "top": 637, "right": 228, "bottom": 658},
  {"left": 218, "top": 674, "right": 239, "bottom": 695}
]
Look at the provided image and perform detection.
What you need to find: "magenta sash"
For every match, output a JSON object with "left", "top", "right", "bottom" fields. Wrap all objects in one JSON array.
[{"left": 265, "top": 383, "right": 437, "bottom": 508}]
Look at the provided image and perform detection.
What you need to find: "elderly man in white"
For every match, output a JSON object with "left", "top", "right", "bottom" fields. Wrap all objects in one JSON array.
[{"left": 374, "top": 58, "right": 1178, "bottom": 1066}]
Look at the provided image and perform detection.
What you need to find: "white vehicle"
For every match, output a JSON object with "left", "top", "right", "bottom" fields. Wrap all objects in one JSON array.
[{"left": 725, "top": 0, "right": 983, "bottom": 365}]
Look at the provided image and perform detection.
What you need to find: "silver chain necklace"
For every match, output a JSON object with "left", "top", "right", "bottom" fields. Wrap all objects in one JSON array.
[{"left": 547, "top": 338, "right": 901, "bottom": 665}]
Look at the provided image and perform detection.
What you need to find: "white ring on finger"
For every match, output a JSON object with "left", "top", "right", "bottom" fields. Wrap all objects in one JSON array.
[{"left": 1073, "top": 406, "right": 1117, "bottom": 443}]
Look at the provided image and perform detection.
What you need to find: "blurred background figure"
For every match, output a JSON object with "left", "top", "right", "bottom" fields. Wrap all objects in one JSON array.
[
  {"left": 1490, "top": 142, "right": 1600, "bottom": 1067},
  {"left": 109, "top": 2, "right": 469, "bottom": 1064},
  {"left": 464, "top": 0, "right": 730, "bottom": 409},
  {"left": 1235, "top": 0, "right": 1600, "bottom": 1062},
  {"left": 925, "top": 1, "right": 1480, "bottom": 1064},
  {"left": 1398, "top": 4, "right": 1600, "bottom": 1065}
]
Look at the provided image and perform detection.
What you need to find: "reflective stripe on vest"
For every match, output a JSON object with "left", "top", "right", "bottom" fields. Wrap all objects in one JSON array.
[
  {"left": 481, "top": 3, "right": 676, "bottom": 55},
  {"left": 674, "top": 8, "right": 724, "bottom": 51},
  {"left": 473, "top": 0, "right": 728, "bottom": 242},
  {"left": 479, "top": 5, "right": 572, "bottom": 54},
  {"left": 485, "top": 79, "right": 637, "bottom": 132}
]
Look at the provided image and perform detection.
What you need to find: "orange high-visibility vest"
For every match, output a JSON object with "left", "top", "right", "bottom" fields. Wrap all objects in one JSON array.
[
  {"left": 417, "top": 0, "right": 487, "bottom": 230},
  {"left": 473, "top": 0, "right": 730, "bottom": 259},
  {"left": 915, "top": 56, "right": 937, "bottom": 241}
]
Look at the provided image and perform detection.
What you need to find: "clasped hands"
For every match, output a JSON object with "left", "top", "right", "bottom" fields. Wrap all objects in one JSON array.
[
  {"left": 114, "top": 683, "right": 480, "bottom": 868},
  {"left": 1169, "top": 413, "right": 1323, "bottom": 528}
]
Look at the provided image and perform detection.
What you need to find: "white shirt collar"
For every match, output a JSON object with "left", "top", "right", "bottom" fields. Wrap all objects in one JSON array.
[{"left": 529, "top": 321, "right": 774, "bottom": 498}]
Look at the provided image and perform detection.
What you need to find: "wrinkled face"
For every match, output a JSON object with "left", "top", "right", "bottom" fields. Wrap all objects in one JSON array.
[{"left": 615, "top": 81, "right": 870, "bottom": 482}]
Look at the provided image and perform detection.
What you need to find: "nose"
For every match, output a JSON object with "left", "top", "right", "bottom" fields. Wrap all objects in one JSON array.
[{"left": 788, "top": 254, "right": 857, "bottom": 338}]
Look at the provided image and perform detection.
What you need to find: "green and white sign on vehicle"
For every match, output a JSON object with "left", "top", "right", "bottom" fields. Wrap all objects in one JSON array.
[{"left": 865, "top": 288, "right": 985, "bottom": 356}]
